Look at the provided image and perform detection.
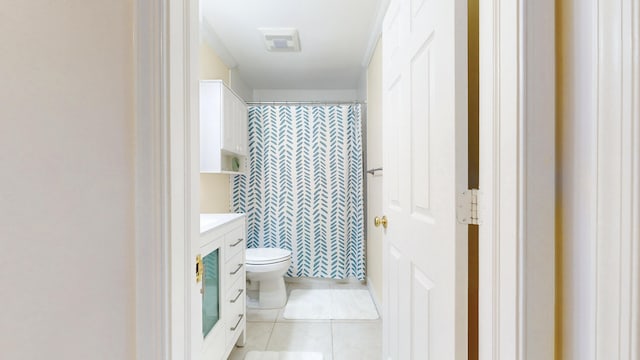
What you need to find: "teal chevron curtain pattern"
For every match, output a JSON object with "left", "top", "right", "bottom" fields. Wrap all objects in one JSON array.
[{"left": 231, "top": 104, "right": 365, "bottom": 280}]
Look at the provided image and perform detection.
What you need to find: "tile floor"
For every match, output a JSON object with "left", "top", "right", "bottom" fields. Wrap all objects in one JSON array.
[{"left": 228, "top": 280, "right": 382, "bottom": 360}]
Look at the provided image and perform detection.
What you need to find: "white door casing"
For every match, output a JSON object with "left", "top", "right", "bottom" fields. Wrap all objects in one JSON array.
[
  {"left": 187, "top": 0, "right": 201, "bottom": 357},
  {"left": 133, "top": 0, "right": 199, "bottom": 357},
  {"left": 134, "top": 0, "right": 169, "bottom": 358},
  {"left": 381, "top": 0, "right": 468, "bottom": 358},
  {"left": 478, "top": 0, "right": 555, "bottom": 359},
  {"left": 135, "top": 0, "right": 202, "bottom": 356},
  {"left": 477, "top": 1, "right": 520, "bottom": 357},
  {"left": 556, "top": 0, "right": 640, "bottom": 358},
  {"left": 168, "top": 0, "right": 201, "bottom": 358},
  {"left": 594, "top": 0, "right": 640, "bottom": 358}
]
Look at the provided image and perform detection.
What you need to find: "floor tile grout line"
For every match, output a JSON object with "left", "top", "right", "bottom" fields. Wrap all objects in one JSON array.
[
  {"left": 241, "top": 283, "right": 379, "bottom": 359},
  {"left": 265, "top": 319, "right": 277, "bottom": 351},
  {"left": 330, "top": 319, "right": 335, "bottom": 360}
]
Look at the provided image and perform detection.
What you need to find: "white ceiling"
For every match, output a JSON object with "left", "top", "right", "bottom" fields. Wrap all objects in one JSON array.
[{"left": 201, "top": 0, "right": 384, "bottom": 90}]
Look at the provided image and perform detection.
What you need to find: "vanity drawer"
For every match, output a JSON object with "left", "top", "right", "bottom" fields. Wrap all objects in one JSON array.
[
  {"left": 225, "top": 286, "right": 245, "bottom": 347},
  {"left": 225, "top": 250, "right": 244, "bottom": 288},
  {"left": 226, "top": 277, "right": 245, "bottom": 305},
  {"left": 224, "top": 225, "right": 245, "bottom": 261}
]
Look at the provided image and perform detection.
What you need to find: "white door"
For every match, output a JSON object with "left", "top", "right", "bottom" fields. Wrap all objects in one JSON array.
[{"left": 382, "top": 0, "right": 468, "bottom": 358}]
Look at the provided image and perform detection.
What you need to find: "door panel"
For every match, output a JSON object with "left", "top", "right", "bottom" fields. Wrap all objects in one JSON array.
[
  {"left": 383, "top": 1, "right": 404, "bottom": 88},
  {"left": 386, "top": 245, "right": 402, "bottom": 358},
  {"left": 387, "top": 78, "right": 403, "bottom": 211},
  {"left": 412, "top": 267, "right": 434, "bottom": 359},
  {"left": 382, "top": 0, "right": 468, "bottom": 358},
  {"left": 410, "top": 40, "right": 434, "bottom": 220}
]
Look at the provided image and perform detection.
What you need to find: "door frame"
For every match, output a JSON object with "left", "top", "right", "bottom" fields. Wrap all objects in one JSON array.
[
  {"left": 555, "top": 0, "right": 640, "bottom": 357},
  {"left": 134, "top": 0, "right": 200, "bottom": 358},
  {"left": 592, "top": 0, "right": 640, "bottom": 357},
  {"left": 135, "top": 0, "right": 640, "bottom": 358},
  {"left": 134, "top": 0, "right": 640, "bottom": 359},
  {"left": 478, "top": 0, "right": 556, "bottom": 359},
  {"left": 134, "top": 0, "right": 169, "bottom": 358},
  {"left": 134, "top": 0, "right": 558, "bottom": 357}
]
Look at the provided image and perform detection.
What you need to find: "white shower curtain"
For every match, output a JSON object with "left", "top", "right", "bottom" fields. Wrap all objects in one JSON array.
[{"left": 231, "top": 104, "right": 365, "bottom": 280}]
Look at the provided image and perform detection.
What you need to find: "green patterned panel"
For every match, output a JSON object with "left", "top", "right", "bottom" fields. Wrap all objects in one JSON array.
[{"left": 202, "top": 249, "right": 219, "bottom": 337}]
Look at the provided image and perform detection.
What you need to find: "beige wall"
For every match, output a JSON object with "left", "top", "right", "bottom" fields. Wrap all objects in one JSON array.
[
  {"left": 366, "top": 37, "right": 383, "bottom": 305},
  {"left": 200, "top": 41, "right": 230, "bottom": 83},
  {"left": 200, "top": 41, "right": 232, "bottom": 213},
  {"left": 200, "top": 173, "right": 231, "bottom": 212},
  {"left": 0, "top": 1, "right": 134, "bottom": 358}
]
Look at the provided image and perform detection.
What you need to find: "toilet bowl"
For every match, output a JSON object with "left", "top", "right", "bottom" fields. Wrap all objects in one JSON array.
[{"left": 245, "top": 247, "right": 292, "bottom": 309}]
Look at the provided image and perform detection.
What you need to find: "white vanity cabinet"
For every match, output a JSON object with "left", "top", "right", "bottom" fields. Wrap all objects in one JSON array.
[
  {"left": 200, "top": 214, "right": 246, "bottom": 360},
  {"left": 200, "top": 80, "right": 248, "bottom": 174}
]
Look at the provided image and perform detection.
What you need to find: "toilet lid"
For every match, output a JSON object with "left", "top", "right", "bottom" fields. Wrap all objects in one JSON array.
[{"left": 246, "top": 247, "right": 292, "bottom": 265}]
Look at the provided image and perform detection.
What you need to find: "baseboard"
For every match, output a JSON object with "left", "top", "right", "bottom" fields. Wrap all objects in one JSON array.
[
  {"left": 366, "top": 276, "right": 382, "bottom": 319},
  {"left": 284, "top": 276, "right": 364, "bottom": 285}
]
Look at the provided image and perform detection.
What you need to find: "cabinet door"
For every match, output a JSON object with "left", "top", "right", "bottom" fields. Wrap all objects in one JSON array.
[
  {"left": 235, "top": 99, "right": 248, "bottom": 156},
  {"left": 221, "top": 86, "right": 236, "bottom": 153},
  {"left": 199, "top": 236, "right": 226, "bottom": 360}
]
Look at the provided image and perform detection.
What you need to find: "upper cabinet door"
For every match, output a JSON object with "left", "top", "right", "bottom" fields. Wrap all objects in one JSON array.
[
  {"left": 200, "top": 80, "right": 248, "bottom": 174},
  {"left": 235, "top": 98, "right": 248, "bottom": 156},
  {"left": 221, "top": 86, "right": 236, "bottom": 154}
]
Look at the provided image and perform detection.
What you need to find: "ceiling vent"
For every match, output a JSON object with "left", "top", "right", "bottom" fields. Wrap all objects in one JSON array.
[{"left": 259, "top": 28, "right": 301, "bottom": 52}]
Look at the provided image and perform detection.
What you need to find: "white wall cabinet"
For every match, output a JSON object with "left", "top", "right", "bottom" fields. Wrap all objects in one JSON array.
[{"left": 200, "top": 80, "right": 248, "bottom": 174}]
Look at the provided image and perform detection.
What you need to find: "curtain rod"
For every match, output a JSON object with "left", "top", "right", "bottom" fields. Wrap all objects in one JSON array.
[{"left": 246, "top": 101, "right": 366, "bottom": 106}]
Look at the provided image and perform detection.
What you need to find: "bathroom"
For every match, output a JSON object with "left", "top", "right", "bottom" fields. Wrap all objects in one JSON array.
[
  {"left": 198, "top": 1, "right": 386, "bottom": 359},
  {"left": 10, "top": 0, "right": 639, "bottom": 358}
]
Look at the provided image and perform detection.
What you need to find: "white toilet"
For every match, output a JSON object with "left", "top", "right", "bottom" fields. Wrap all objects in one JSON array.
[{"left": 245, "top": 247, "right": 292, "bottom": 309}]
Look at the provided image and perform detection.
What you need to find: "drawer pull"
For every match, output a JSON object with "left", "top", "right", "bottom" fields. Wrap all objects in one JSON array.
[
  {"left": 230, "top": 289, "right": 244, "bottom": 303},
  {"left": 230, "top": 263, "right": 244, "bottom": 275},
  {"left": 230, "top": 314, "right": 244, "bottom": 331},
  {"left": 230, "top": 238, "right": 243, "bottom": 247}
]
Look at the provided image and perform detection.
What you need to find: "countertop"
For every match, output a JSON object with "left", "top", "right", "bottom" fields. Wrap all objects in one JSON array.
[{"left": 200, "top": 213, "right": 245, "bottom": 234}]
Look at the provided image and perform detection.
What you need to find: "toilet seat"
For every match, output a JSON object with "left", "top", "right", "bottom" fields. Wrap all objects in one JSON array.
[{"left": 246, "top": 247, "right": 291, "bottom": 265}]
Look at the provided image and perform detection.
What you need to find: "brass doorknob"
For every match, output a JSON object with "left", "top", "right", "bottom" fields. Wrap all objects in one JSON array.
[{"left": 374, "top": 216, "right": 388, "bottom": 229}]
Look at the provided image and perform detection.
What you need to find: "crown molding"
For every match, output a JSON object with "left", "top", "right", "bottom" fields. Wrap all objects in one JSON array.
[{"left": 361, "top": 0, "right": 390, "bottom": 67}]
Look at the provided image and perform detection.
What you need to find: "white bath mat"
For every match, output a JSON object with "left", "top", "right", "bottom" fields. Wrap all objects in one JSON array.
[
  {"left": 244, "top": 351, "right": 323, "bottom": 360},
  {"left": 283, "top": 289, "right": 379, "bottom": 320}
]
